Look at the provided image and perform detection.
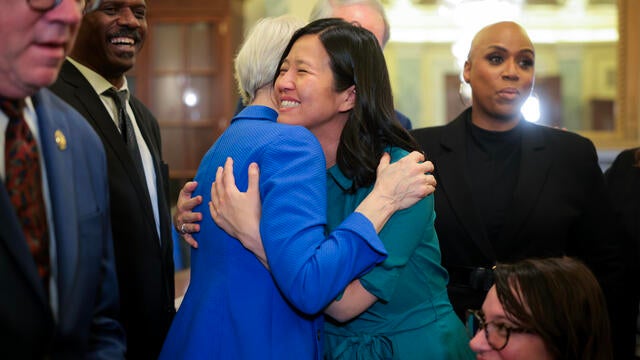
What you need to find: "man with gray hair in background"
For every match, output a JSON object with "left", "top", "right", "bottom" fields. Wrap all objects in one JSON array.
[{"left": 310, "top": 0, "right": 413, "bottom": 130}]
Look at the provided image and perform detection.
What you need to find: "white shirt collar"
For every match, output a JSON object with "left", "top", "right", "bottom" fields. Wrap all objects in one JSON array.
[{"left": 66, "top": 57, "right": 129, "bottom": 95}]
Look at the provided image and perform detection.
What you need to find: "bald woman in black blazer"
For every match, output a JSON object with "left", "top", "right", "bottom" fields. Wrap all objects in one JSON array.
[{"left": 411, "top": 20, "right": 627, "bottom": 358}]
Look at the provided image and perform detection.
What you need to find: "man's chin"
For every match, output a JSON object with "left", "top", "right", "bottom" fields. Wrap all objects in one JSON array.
[
  {"left": 107, "top": 47, "right": 138, "bottom": 65},
  {"left": 14, "top": 67, "right": 62, "bottom": 97},
  {"left": 108, "top": 58, "right": 137, "bottom": 75}
]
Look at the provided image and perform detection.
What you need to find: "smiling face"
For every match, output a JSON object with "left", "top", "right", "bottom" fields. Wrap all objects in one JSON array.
[
  {"left": 463, "top": 21, "right": 535, "bottom": 130},
  {"left": 70, "top": 0, "right": 147, "bottom": 87},
  {"left": 275, "top": 34, "right": 355, "bottom": 144},
  {"left": 0, "top": 0, "right": 82, "bottom": 98},
  {"left": 469, "top": 286, "right": 553, "bottom": 360}
]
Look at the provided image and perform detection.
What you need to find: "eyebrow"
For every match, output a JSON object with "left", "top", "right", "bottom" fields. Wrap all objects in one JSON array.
[
  {"left": 101, "top": 0, "right": 147, "bottom": 7},
  {"left": 483, "top": 312, "right": 511, "bottom": 323},
  {"left": 292, "top": 59, "right": 312, "bottom": 67},
  {"left": 485, "top": 45, "right": 535, "bottom": 57},
  {"left": 281, "top": 58, "right": 313, "bottom": 69}
]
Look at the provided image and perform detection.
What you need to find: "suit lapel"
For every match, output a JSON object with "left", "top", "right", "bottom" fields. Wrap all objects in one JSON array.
[
  {"left": 632, "top": 167, "right": 640, "bottom": 242},
  {"left": 59, "top": 62, "right": 130, "bottom": 171},
  {"left": 57, "top": 61, "right": 158, "bottom": 244},
  {"left": 32, "top": 91, "right": 79, "bottom": 308},
  {"left": 500, "top": 122, "right": 551, "bottom": 245},
  {"left": 130, "top": 101, "right": 165, "bottom": 247},
  {"left": 438, "top": 114, "right": 496, "bottom": 260}
]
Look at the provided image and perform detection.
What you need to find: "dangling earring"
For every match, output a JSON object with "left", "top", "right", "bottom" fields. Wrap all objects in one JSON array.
[{"left": 458, "top": 81, "right": 472, "bottom": 107}]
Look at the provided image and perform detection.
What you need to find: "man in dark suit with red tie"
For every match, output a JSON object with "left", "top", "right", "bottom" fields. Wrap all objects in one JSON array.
[
  {"left": 0, "top": 0, "right": 125, "bottom": 357},
  {"left": 49, "top": 0, "right": 175, "bottom": 358}
]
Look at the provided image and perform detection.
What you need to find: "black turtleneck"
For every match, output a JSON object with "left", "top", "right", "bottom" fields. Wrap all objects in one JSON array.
[{"left": 465, "top": 119, "right": 522, "bottom": 247}]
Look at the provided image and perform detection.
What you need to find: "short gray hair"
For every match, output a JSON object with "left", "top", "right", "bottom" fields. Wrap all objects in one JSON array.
[
  {"left": 234, "top": 15, "right": 305, "bottom": 105},
  {"left": 309, "top": 0, "right": 390, "bottom": 46}
]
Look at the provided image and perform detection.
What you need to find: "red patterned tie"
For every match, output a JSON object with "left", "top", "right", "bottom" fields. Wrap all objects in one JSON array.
[{"left": 2, "top": 98, "right": 50, "bottom": 296}]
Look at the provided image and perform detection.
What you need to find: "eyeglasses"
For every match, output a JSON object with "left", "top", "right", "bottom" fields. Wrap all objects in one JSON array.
[
  {"left": 466, "top": 309, "right": 534, "bottom": 351},
  {"left": 27, "top": 0, "right": 101, "bottom": 12}
]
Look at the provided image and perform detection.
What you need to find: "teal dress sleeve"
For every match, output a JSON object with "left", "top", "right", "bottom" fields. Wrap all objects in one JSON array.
[{"left": 359, "top": 196, "right": 435, "bottom": 302}]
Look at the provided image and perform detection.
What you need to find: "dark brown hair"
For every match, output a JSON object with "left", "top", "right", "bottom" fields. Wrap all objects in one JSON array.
[
  {"left": 493, "top": 257, "right": 612, "bottom": 360},
  {"left": 275, "top": 18, "right": 420, "bottom": 192}
]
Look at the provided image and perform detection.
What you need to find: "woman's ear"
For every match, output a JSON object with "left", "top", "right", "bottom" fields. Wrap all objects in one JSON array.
[
  {"left": 338, "top": 85, "right": 356, "bottom": 113},
  {"left": 463, "top": 60, "right": 471, "bottom": 84}
]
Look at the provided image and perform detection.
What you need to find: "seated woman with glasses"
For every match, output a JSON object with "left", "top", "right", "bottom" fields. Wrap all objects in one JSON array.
[{"left": 468, "top": 257, "right": 612, "bottom": 360}]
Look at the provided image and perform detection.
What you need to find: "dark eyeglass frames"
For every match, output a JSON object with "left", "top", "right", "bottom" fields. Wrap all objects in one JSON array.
[
  {"left": 27, "top": 0, "right": 101, "bottom": 12},
  {"left": 466, "top": 309, "right": 534, "bottom": 351}
]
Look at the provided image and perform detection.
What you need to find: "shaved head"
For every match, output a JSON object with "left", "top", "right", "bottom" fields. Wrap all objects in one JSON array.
[{"left": 468, "top": 21, "right": 534, "bottom": 62}]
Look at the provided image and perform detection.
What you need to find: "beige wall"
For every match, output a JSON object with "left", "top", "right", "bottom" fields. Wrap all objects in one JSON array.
[
  {"left": 238, "top": 1, "right": 637, "bottom": 152},
  {"left": 241, "top": 0, "right": 312, "bottom": 34}
]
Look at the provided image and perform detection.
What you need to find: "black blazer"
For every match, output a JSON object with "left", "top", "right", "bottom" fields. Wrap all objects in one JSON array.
[
  {"left": 411, "top": 108, "right": 622, "bottom": 318},
  {"left": 604, "top": 148, "right": 640, "bottom": 358},
  {"left": 50, "top": 61, "right": 175, "bottom": 359},
  {"left": 0, "top": 89, "right": 126, "bottom": 358},
  {"left": 605, "top": 148, "right": 640, "bottom": 277}
]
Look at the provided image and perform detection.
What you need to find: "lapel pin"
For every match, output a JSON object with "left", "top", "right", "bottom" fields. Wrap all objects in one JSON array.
[{"left": 54, "top": 129, "right": 67, "bottom": 151}]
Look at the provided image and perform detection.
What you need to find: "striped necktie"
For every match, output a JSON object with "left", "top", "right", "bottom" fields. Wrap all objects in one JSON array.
[{"left": 103, "top": 88, "right": 149, "bottom": 193}]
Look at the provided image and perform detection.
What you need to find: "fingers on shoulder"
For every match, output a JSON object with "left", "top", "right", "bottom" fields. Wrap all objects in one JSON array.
[{"left": 407, "top": 150, "right": 425, "bottom": 163}]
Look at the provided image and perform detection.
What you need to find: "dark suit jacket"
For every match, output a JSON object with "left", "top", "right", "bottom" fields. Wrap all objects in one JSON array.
[
  {"left": 0, "top": 89, "right": 125, "bottom": 358},
  {"left": 604, "top": 148, "right": 640, "bottom": 357},
  {"left": 394, "top": 110, "right": 412, "bottom": 130},
  {"left": 50, "top": 61, "right": 175, "bottom": 359},
  {"left": 605, "top": 148, "right": 640, "bottom": 279},
  {"left": 411, "top": 108, "right": 622, "bottom": 320}
]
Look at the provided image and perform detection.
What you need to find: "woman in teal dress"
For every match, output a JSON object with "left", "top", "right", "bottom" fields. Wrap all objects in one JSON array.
[
  {"left": 323, "top": 145, "right": 473, "bottom": 359},
  {"left": 208, "top": 19, "right": 473, "bottom": 359}
]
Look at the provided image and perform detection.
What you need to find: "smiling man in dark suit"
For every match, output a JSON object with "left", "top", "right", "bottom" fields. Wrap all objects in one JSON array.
[{"left": 49, "top": 0, "right": 175, "bottom": 358}]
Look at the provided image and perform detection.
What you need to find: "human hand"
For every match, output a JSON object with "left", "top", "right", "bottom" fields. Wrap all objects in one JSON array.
[
  {"left": 209, "top": 158, "right": 267, "bottom": 266},
  {"left": 174, "top": 181, "right": 203, "bottom": 248},
  {"left": 372, "top": 151, "right": 436, "bottom": 212}
]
